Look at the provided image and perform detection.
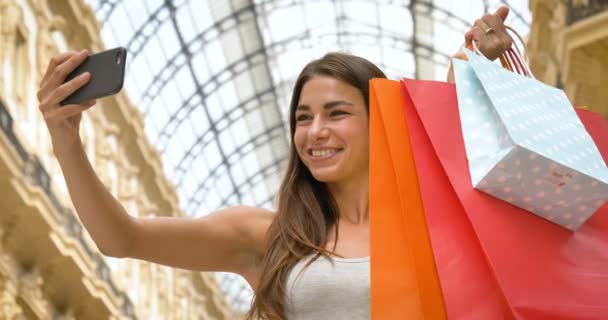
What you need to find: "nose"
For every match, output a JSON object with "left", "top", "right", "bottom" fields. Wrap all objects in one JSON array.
[{"left": 308, "top": 116, "right": 329, "bottom": 140}]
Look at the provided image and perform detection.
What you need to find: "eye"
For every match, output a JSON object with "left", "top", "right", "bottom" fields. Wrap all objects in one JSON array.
[
  {"left": 330, "top": 110, "right": 348, "bottom": 117},
  {"left": 296, "top": 114, "right": 312, "bottom": 122}
]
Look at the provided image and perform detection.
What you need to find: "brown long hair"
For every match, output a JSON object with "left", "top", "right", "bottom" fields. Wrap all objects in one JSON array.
[{"left": 247, "top": 52, "right": 386, "bottom": 319}]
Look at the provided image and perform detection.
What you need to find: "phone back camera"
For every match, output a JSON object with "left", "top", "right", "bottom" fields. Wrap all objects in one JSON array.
[{"left": 116, "top": 51, "right": 122, "bottom": 65}]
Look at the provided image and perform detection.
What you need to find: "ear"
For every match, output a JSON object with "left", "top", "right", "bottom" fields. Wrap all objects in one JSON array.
[{"left": 496, "top": 6, "right": 509, "bottom": 21}]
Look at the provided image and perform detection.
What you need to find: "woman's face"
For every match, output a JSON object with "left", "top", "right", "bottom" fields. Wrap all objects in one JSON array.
[{"left": 294, "top": 76, "right": 369, "bottom": 184}]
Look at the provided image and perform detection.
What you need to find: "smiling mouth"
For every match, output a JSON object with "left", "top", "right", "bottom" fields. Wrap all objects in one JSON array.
[{"left": 309, "top": 148, "right": 343, "bottom": 158}]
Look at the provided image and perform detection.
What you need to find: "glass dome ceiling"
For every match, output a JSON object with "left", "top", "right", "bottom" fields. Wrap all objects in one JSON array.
[{"left": 85, "top": 0, "right": 531, "bottom": 312}]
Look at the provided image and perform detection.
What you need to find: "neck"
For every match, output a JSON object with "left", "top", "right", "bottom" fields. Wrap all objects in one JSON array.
[{"left": 327, "top": 172, "right": 369, "bottom": 225}]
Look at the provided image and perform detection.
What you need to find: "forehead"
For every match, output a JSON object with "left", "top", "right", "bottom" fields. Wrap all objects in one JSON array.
[{"left": 298, "top": 76, "right": 364, "bottom": 107}]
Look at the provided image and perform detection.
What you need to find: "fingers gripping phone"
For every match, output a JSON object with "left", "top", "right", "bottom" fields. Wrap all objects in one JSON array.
[{"left": 60, "top": 47, "right": 127, "bottom": 106}]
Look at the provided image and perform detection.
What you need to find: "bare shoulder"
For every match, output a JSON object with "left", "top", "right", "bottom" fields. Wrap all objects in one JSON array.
[
  {"left": 201, "top": 205, "right": 275, "bottom": 288},
  {"left": 207, "top": 205, "right": 275, "bottom": 254}
]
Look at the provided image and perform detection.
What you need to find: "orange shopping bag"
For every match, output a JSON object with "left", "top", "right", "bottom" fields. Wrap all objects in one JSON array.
[{"left": 369, "top": 78, "right": 446, "bottom": 319}]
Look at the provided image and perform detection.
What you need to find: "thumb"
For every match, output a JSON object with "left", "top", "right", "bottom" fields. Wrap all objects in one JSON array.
[{"left": 495, "top": 6, "right": 509, "bottom": 21}]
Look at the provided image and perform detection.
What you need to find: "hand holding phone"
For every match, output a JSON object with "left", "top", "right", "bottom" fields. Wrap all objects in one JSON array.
[{"left": 60, "top": 47, "right": 127, "bottom": 106}]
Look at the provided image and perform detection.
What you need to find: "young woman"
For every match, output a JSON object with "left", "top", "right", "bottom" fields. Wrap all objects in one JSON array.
[{"left": 37, "top": 7, "right": 512, "bottom": 319}]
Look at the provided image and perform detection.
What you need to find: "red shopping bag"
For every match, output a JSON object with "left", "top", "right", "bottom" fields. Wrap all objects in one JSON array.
[
  {"left": 400, "top": 80, "right": 514, "bottom": 320},
  {"left": 401, "top": 78, "right": 608, "bottom": 319},
  {"left": 369, "top": 79, "right": 446, "bottom": 319}
]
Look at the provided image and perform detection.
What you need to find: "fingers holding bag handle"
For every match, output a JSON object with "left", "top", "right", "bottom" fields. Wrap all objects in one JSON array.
[
  {"left": 471, "top": 25, "right": 536, "bottom": 79},
  {"left": 465, "top": 6, "right": 512, "bottom": 61}
]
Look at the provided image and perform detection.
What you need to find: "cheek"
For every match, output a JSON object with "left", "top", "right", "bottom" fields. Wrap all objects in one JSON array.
[
  {"left": 293, "top": 129, "right": 306, "bottom": 156},
  {"left": 355, "top": 134, "right": 370, "bottom": 156},
  {"left": 348, "top": 128, "right": 369, "bottom": 161},
  {"left": 344, "top": 122, "right": 369, "bottom": 148}
]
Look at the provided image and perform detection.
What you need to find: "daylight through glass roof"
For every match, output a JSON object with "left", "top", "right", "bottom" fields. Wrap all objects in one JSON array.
[{"left": 85, "top": 0, "right": 531, "bottom": 312}]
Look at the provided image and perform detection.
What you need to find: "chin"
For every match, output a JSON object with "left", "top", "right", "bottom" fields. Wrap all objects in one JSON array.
[{"left": 309, "top": 169, "right": 342, "bottom": 184}]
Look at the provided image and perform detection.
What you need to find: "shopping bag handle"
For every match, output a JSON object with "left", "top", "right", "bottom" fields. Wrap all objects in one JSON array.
[{"left": 504, "top": 26, "right": 535, "bottom": 79}]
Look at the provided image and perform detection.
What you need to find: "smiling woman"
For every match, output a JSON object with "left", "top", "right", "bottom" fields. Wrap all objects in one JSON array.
[
  {"left": 249, "top": 53, "right": 385, "bottom": 319},
  {"left": 37, "top": 5, "right": 514, "bottom": 320}
]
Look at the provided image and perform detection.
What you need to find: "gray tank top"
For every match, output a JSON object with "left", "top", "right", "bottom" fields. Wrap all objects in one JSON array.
[{"left": 285, "top": 254, "right": 370, "bottom": 320}]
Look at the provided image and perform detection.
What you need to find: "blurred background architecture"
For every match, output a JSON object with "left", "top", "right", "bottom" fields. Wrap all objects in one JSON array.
[
  {"left": 0, "top": 0, "right": 605, "bottom": 318},
  {"left": 528, "top": 0, "right": 608, "bottom": 118}
]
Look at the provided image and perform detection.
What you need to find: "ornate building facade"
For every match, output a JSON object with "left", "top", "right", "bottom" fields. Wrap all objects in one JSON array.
[
  {"left": 528, "top": 0, "right": 608, "bottom": 118},
  {"left": 0, "top": 0, "right": 233, "bottom": 318}
]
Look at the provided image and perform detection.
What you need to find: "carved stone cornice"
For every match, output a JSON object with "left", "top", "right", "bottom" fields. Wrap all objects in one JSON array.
[
  {"left": 18, "top": 269, "right": 50, "bottom": 318},
  {"left": 0, "top": 274, "right": 24, "bottom": 320}
]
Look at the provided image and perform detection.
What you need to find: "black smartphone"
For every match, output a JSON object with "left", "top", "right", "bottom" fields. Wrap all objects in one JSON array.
[{"left": 60, "top": 47, "right": 127, "bottom": 106}]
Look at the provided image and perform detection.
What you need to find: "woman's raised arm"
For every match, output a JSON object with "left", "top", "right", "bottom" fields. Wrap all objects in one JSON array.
[{"left": 38, "top": 51, "right": 273, "bottom": 286}]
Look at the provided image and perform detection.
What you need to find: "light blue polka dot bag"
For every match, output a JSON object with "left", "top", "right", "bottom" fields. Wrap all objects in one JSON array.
[{"left": 452, "top": 48, "right": 608, "bottom": 230}]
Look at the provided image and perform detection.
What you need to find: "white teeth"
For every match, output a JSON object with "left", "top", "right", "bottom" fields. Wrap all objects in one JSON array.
[{"left": 311, "top": 149, "right": 339, "bottom": 157}]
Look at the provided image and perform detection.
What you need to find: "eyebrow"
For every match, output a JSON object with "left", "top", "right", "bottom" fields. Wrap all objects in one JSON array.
[{"left": 296, "top": 100, "right": 354, "bottom": 111}]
